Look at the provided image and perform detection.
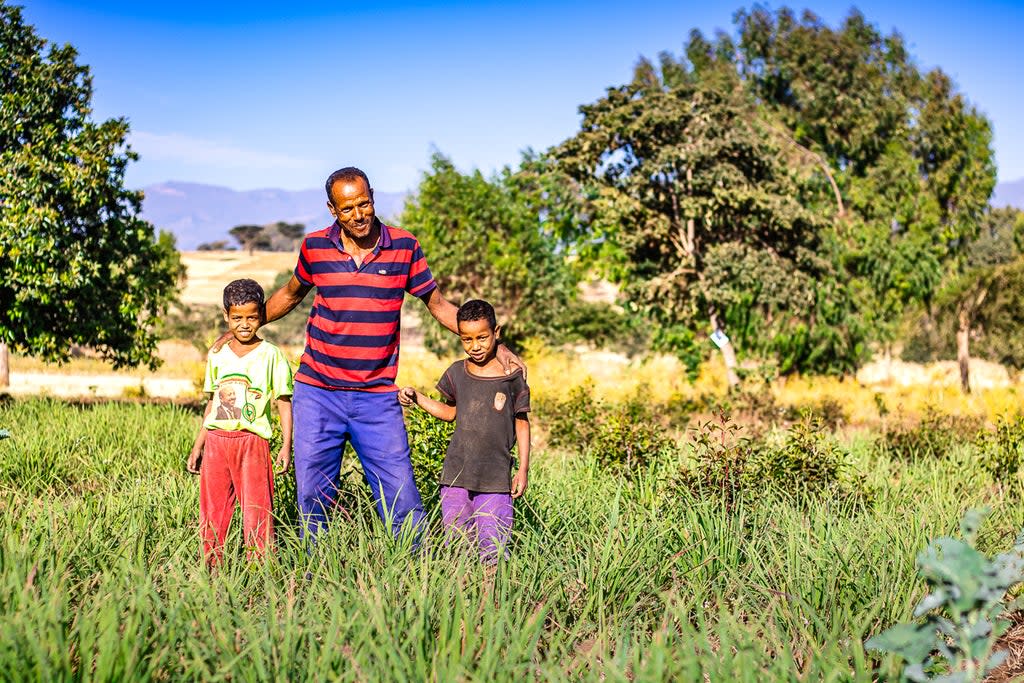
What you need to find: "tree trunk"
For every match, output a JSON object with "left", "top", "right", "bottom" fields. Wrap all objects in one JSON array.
[
  {"left": 0, "top": 343, "right": 8, "bottom": 389},
  {"left": 957, "top": 306, "right": 971, "bottom": 394},
  {"left": 709, "top": 313, "right": 741, "bottom": 389}
]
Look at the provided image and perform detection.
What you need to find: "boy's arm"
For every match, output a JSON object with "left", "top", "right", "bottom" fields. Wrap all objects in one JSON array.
[
  {"left": 511, "top": 414, "right": 531, "bottom": 498},
  {"left": 399, "top": 387, "right": 457, "bottom": 422},
  {"left": 187, "top": 398, "right": 214, "bottom": 474},
  {"left": 274, "top": 396, "right": 293, "bottom": 474}
]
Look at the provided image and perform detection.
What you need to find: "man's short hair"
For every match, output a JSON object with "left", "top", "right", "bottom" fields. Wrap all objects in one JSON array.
[
  {"left": 223, "top": 278, "right": 265, "bottom": 310},
  {"left": 457, "top": 299, "right": 497, "bottom": 331},
  {"left": 325, "top": 167, "right": 371, "bottom": 201}
]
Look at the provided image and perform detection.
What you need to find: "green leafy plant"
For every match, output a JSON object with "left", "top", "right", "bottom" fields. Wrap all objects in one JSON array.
[
  {"left": 876, "top": 408, "right": 983, "bottom": 461},
  {"left": 976, "top": 415, "right": 1024, "bottom": 483},
  {"left": 540, "top": 384, "right": 674, "bottom": 471},
  {"left": 683, "top": 417, "right": 870, "bottom": 506},
  {"left": 403, "top": 402, "right": 455, "bottom": 500},
  {"left": 866, "top": 509, "right": 1024, "bottom": 682}
]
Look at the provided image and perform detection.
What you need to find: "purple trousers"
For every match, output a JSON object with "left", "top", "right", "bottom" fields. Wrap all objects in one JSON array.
[
  {"left": 440, "top": 485, "right": 513, "bottom": 562},
  {"left": 293, "top": 381, "right": 424, "bottom": 541}
]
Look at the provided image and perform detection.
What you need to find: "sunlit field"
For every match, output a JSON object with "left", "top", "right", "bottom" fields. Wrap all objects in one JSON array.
[{"left": 3, "top": 364, "right": 1024, "bottom": 680}]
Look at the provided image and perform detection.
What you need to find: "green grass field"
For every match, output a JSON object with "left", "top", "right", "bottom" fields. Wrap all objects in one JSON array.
[{"left": 1, "top": 396, "right": 1022, "bottom": 681}]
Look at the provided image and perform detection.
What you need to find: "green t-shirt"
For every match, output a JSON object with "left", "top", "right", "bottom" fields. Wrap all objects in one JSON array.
[{"left": 202, "top": 340, "right": 294, "bottom": 440}]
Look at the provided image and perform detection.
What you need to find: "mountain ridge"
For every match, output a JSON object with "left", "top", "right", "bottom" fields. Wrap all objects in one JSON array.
[{"left": 140, "top": 181, "right": 408, "bottom": 250}]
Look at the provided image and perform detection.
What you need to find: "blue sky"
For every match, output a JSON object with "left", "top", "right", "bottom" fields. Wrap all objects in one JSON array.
[{"left": 19, "top": 0, "right": 1024, "bottom": 192}]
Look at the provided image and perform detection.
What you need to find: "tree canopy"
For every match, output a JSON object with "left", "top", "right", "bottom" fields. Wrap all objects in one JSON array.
[
  {"left": 547, "top": 7, "right": 995, "bottom": 377},
  {"left": 0, "top": 1, "right": 183, "bottom": 368}
]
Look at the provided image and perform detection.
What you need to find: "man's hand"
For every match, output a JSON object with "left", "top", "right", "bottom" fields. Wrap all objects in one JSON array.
[
  {"left": 511, "top": 469, "right": 528, "bottom": 498},
  {"left": 496, "top": 344, "right": 527, "bottom": 378},
  {"left": 398, "top": 387, "right": 418, "bottom": 407},
  {"left": 274, "top": 447, "right": 291, "bottom": 475},
  {"left": 187, "top": 449, "right": 202, "bottom": 475},
  {"left": 210, "top": 331, "right": 233, "bottom": 353}
]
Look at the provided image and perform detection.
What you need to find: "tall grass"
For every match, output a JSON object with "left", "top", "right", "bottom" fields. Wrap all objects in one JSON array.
[{"left": 0, "top": 396, "right": 1021, "bottom": 680}]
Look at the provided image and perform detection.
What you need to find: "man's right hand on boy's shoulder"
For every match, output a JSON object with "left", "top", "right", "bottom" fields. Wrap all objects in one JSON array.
[
  {"left": 210, "top": 331, "right": 233, "bottom": 353},
  {"left": 398, "top": 387, "right": 417, "bottom": 407}
]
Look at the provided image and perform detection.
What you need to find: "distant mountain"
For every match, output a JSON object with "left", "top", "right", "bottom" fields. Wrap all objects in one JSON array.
[
  {"left": 993, "top": 178, "right": 1024, "bottom": 209},
  {"left": 139, "top": 181, "right": 408, "bottom": 250}
]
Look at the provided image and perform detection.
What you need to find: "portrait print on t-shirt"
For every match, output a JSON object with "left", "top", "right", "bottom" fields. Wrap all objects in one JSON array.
[{"left": 213, "top": 374, "right": 258, "bottom": 422}]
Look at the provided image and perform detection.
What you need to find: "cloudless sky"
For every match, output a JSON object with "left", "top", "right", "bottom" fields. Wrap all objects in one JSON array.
[{"left": 18, "top": 0, "right": 1024, "bottom": 192}]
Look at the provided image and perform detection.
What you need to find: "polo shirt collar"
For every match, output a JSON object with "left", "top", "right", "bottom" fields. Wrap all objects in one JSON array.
[{"left": 327, "top": 219, "right": 392, "bottom": 253}]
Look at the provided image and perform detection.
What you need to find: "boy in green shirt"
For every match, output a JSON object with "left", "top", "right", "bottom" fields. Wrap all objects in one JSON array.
[{"left": 187, "top": 279, "right": 294, "bottom": 567}]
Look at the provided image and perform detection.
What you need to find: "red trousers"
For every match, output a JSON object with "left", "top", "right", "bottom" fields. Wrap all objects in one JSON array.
[{"left": 199, "top": 430, "right": 273, "bottom": 566}]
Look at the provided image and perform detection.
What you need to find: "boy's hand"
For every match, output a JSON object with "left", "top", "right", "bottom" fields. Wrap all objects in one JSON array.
[
  {"left": 511, "top": 469, "right": 528, "bottom": 498},
  {"left": 398, "top": 387, "right": 418, "bottom": 407},
  {"left": 186, "top": 449, "right": 202, "bottom": 475},
  {"left": 274, "top": 447, "right": 291, "bottom": 474}
]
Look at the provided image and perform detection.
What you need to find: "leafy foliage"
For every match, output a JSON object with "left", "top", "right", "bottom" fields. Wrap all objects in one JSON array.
[
  {"left": 400, "top": 153, "right": 580, "bottom": 353},
  {"left": 684, "top": 417, "right": 870, "bottom": 507},
  {"left": 875, "top": 409, "right": 983, "bottom": 462},
  {"left": 976, "top": 416, "right": 1024, "bottom": 483},
  {"left": 403, "top": 401, "right": 455, "bottom": 501},
  {"left": 0, "top": 4, "right": 183, "bottom": 368},
  {"left": 541, "top": 384, "right": 674, "bottom": 471},
  {"left": 866, "top": 509, "right": 1024, "bottom": 682}
]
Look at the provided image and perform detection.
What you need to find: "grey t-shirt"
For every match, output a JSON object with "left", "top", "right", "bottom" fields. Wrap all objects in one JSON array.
[{"left": 436, "top": 360, "right": 531, "bottom": 493}]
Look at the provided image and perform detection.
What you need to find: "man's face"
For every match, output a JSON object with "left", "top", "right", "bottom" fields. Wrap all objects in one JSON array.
[
  {"left": 219, "top": 386, "right": 235, "bottom": 404},
  {"left": 327, "top": 177, "right": 375, "bottom": 240}
]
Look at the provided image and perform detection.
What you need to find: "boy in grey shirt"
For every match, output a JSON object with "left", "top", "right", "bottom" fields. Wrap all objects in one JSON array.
[{"left": 399, "top": 300, "right": 530, "bottom": 562}]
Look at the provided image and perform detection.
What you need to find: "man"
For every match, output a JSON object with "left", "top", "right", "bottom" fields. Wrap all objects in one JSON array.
[{"left": 259, "top": 167, "right": 520, "bottom": 541}]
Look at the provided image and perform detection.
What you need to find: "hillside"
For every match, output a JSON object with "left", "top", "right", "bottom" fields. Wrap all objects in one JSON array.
[
  {"left": 178, "top": 250, "right": 298, "bottom": 305},
  {"left": 141, "top": 181, "right": 408, "bottom": 249}
]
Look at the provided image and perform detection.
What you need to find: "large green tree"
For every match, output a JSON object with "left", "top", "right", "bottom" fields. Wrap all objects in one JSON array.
[
  {"left": 400, "top": 153, "right": 580, "bottom": 353},
  {"left": 551, "top": 8, "right": 994, "bottom": 379},
  {"left": 555, "top": 40, "right": 864, "bottom": 382},
  {"left": 0, "top": 2, "right": 183, "bottom": 383},
  {"left": 735, "top": 7, "right": 996, "bottom": 342}
]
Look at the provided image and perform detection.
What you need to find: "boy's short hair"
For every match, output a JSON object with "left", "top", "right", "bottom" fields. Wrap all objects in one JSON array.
[
  {"left": 223, "top": 279, "right": 265, "bottom": 310},
  {"left": 457, "top": 299, "right": 497, "bottom": 330}
]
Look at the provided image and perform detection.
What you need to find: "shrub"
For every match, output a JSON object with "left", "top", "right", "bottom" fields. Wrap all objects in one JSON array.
[
  {"left": 976, "top": 415, "right": 1024, "bottom": 482},
  {"left": 782, "top": 397, "right": 847, "bottom": 430},
  {"left": 541, "top": 383, "right": 602, "bottom": 452},
  {"left": 404, "top": 403, "right": 455, "bottom": 501},
  {"left": 876, "top": 408, "right": 983, "bottom": 461},
  {"left": 539, "top": 383, "right": 675, "bottom": 472},
  {"left": 685, "top": 418, "right": 762, "bottom": 507},
  {"left": 588, "top": 399, "right": 675, "bottom": 471},
  {"left": 683, "top": 417, "right": 871, "bottom": 506}
]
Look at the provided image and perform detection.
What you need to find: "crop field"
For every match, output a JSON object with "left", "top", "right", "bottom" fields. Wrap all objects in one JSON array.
[{"left": 3, "top": 370, "right": 1024, "bottom": 682}]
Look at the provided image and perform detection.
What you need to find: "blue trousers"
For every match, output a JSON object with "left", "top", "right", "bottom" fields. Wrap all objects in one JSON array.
[{"left": 293, "top": 381, "right": 424, "bottom": 540}]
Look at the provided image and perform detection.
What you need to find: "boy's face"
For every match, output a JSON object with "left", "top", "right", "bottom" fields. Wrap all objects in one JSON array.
[
  {"left": 224, "top": 302, "right": 262, "bottom": 343},
  {"left": 458, "top": 317, "right": 498, "bottom": 365}
]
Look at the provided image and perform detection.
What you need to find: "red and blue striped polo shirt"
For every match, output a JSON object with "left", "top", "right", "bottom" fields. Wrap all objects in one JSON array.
[{"left": 293, "top": 221, "right": 437, "bottom": 392}]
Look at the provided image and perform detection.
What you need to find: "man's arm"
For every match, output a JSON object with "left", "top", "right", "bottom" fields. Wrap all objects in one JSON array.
[
  {"left": 421, "top": 287, "right": 458, "bottom": 334},
  {"left": 212, "top": 276, "right": 311, "bottom": 352},
  {"left": 266, "top": 275, "right": 312, "bottom": 324}
]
